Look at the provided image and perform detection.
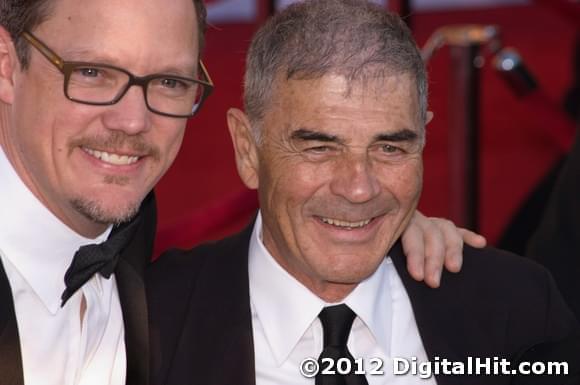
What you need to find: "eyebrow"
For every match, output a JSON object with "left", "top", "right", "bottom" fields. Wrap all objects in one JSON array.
[
  {"left": 290, "top": 129, "right": 342, "bottom": 143},
  {"left": 62, "top": 49, "right": 124, "bottom": 65},
  {"left": 374, "top": 129, "right": 419, "bottom": 142},
  {"left": 291, "top": 128, "right": 420, "bottom": 145},
  {"left": 63, "top": 50, "right": 197, "bottom": 77}
]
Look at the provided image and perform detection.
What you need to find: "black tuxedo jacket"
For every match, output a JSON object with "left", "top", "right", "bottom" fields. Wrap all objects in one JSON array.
[
  {"left": 0, "top": 193, "right": 157, "bottom": 385},
  {"left": 148, "top": 225, "right": 580, "bottom": 385}
]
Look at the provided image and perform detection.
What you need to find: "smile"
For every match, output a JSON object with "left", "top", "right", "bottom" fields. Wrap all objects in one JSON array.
[
  {"left": 320, "top": 217, "right": 373, "bottom": 229},
  {"left": 82, "top": 147, "right": 140, "bottom": 166}
]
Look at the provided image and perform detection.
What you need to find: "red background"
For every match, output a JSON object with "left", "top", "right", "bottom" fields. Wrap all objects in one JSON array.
[{"left": 154, "top": 2, "right": 579, "bottom": 255}]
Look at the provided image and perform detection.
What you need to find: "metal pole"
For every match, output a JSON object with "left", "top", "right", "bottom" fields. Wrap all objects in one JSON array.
[
  {"left": 448, "top": 44, "right": 481, "bottom": 231},
  {"left": 422, "top": 25, "right": 499, "bottom": 232}
]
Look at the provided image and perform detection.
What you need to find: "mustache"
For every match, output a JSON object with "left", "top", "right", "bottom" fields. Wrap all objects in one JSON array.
[
  {"left": 69, "top": 131, "right": 161, "bottom": 161},
  {"left": 306, "top": 197, "right": 395, "bottom": 221}
]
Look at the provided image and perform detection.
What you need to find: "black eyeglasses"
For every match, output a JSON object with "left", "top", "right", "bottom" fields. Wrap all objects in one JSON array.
[{"left": 21, "top": 31, "right": 214, "bottom": 118}]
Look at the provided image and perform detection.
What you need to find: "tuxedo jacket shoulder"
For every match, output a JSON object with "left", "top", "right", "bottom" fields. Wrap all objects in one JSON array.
[
  {"left": 0, "top": 192, "right": 157, "bottom": 385},
  {"left": 147, "top": 226, "right": 255, "bottom": 385},
  {"left": 147, "top": 227, "right": 579, "bottom": 385}
]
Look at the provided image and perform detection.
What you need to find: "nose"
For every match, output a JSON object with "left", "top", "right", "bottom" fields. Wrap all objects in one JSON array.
[
  {"left": 329, "top": 152, "right": 381, "bottom": 203},
  {"left": 101, "top": 85, "right": 151, "bottom": 135}
]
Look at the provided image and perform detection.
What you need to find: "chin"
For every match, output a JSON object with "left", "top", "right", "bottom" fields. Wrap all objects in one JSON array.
[
  {"left": 70, "top": 196, "right": 141, "bottom": 225},
  {"left": 321, "top": 257, "right": 382, "bottom": 283}
]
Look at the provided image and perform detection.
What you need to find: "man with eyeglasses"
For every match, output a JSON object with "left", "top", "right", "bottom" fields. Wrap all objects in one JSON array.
[
  {"left": 0, "top": 1, "right": 486, "bottom": 385},
  {"left": 0, "top": 1, "right": 209, "bottom": 384}
]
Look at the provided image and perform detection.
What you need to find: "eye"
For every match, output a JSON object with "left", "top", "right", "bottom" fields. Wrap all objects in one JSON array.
[
  {"left": 306, "top": 145, "right": 332, "bottom": 153},
  {"left": 160, "top": 77, "right": 189, "bottom": 89},
  {"left": 69, "top": 66, "right": 115, "bottom": 86},
  {"left": 78, "top": 67, "right": 101, "bottom": 78},
  {"left": 71, "top": 66, "right": 110, "bottom": 80},
  {"left": 381, "top": 144, "right": 402, "bottom": 153}
]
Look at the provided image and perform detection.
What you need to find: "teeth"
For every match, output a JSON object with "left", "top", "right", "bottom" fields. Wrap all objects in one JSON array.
[
  {"left": 321, "top": 217, "right": 372, "bottom": 229},
  {"left": 83, "top": 147, "right": 140, "bottom": 165}
]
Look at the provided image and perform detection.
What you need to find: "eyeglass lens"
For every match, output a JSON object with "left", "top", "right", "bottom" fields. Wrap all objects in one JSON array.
[{"left": 65, "top": 64, "right": 205, "bottom": 116}]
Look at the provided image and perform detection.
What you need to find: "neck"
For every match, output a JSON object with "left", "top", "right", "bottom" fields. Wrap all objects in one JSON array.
[
  {"left": 59, "top": 210, "right": 110, "bottom": 239},
  {"left": 309, "top": 281, "right": 357, "bottom": 303}
]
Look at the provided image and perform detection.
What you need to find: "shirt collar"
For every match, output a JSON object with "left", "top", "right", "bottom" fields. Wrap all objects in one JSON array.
[
  {"left": 248, "top": 212, "right": 391, "bottom": 366},
  {"left": 0, "top": 147, "right": 111, "bottom": 314},
  {"left": 342, "top": 256, "right": 392, "bottom": 357}
]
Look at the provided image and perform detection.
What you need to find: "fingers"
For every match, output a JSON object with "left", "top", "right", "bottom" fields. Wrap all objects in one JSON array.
[
  {"left": 401, "top": 212, "right": 487, "bottom": 288},
  {"left": 401, "top": 217, "right": 425, "bottom": 283},
  {"left": 436, "top": 219, "right": 464, "bottom": 273},
  {"left": 402, "top": 211, "right": 445, "bottom": 288},
  {"left": 402, "top": 212, "right": 480, "bottom": 289},
  {"left": 422, "top": 218, "right": 446, "bottom": 288},
  {"left": 459, "top": 228, "right": 487, "bottom": 248}
]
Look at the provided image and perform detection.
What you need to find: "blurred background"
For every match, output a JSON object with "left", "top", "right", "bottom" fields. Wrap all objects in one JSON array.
[{"left": 153, "top": 0, "right": 579, "bottom": 256}]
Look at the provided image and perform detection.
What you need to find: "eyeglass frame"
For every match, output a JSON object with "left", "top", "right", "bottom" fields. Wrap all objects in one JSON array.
[{"left": 21, "top": 30, "right": 214, "bottom": 118}]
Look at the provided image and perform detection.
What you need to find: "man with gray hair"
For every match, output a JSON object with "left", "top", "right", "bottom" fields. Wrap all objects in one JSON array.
[
  {"left": 148, "top": 0, "right": 578, "bottom": 384},
  {"left": 0, "top": 0, "right": 487, "bottom": 384}
]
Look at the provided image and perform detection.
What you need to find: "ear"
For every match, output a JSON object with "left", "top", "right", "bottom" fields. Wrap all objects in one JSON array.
[
  {"left": 0, "top": 26, "right": 17, "bottom": 104},
  {"left": 425, "top": 111, "right": 434, "bottom": 125},
  {"left": 227, "top": 108, "right": 260, "bottom": 190}
]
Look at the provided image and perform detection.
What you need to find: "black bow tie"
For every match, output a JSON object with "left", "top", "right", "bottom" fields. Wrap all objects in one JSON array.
[{"left": 60, "top": 214, "right": 142, "bottom": 306}]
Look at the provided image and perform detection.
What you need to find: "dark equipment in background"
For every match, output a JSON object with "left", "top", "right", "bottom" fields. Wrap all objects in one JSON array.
[
  {"left": 422, "top": 21, "right": 576, "bottom": 236},
  {"left": 499, "top": 35, "right": 579, "bottom": 255}
]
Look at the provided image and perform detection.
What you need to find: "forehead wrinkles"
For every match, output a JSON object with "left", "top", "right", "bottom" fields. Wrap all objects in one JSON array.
[
  {"left": 264, "top": 74, "right": 420, "bottom": 138},
  {"left": 270, "top": 72, "right": 417, "bottom": 111}
]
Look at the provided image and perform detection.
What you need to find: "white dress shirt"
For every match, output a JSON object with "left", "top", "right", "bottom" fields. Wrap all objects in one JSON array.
[
  {"left": 0, "top": 148, "right": 126, "bottom": 385},
  {"left": 249, "top": 213, "right": 437, "bottom": 385}
]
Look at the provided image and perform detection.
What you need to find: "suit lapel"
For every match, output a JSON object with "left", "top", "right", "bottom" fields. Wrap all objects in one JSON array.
[
  {"left": 115, "top": 258, "right": 148, "bottom": 385},
  {"left": 389, "top": 242, "right": 506, "bottom": 385},
  {"left": 390, "top": 242, "right": 466, "bottom": 385},
  {"left": 224, "top": 224, "right": 256, "bottom": 385},
  {"left": 168, "top": 224, "right": 256, "bottom": 385},
  {"left": 389, "top": 242, "right": 459, "bottom": 359},
  {"left": 213, "top": 226, "right": 256, "bottom": 385},
  {"left": 0, "top": 260, "right": 24, "bottom": 385},
  {"left": 204, "top": 225, "right": 255, "bottom": 385},
  {"left": 116, "top": 192, "right": 156, "bottom": 385}
]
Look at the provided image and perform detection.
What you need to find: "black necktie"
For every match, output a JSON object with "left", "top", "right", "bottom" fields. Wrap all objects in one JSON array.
[
  {"left": 60, "top": 214, "right": 142, "bottom": 306},
  {"left": 316, "top": 304, "right": 369, "bottom": 385}
]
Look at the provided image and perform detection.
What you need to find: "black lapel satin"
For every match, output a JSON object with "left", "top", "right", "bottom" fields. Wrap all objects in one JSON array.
[
  {"left": 0, "top": 260, "right": 24, "bottom": 385},
  {"left": 165, "top": 224, "right": 256, "bottom": 385},
  {"left": 116, "top": 259, "right": 149, "bottom": 385},
  {"left": 116, "top": 192, "right": 156, "bottom": 385},
  {"left": 389, "top": 241, "right": 509, "bottom": 385},
  {"left": 217, "top": 225, "right": 256, "bottom": 385},
  {"left": 390, "top": 242, "right": 460, "bottom": 355}
]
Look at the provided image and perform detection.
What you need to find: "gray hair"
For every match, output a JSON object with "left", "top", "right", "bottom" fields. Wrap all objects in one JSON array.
[{"left": 244, "top": 0, "right": 428, "bottom": 138}]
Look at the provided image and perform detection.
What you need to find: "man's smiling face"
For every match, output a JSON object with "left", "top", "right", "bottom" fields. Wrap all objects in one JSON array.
[
  {"left": 248, "top": 72, "right": 425, "bottom": 300},
  {"left": 0, "top": 0, "right": 200, "bottom": 236}
]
